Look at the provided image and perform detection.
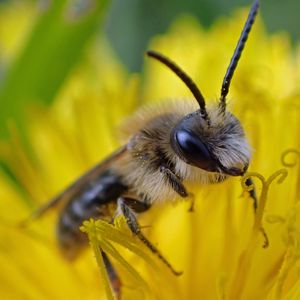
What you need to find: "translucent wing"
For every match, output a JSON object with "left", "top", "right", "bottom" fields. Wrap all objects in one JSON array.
[{"left": 21, "top": 145, "right": 128, "bottom": 226}]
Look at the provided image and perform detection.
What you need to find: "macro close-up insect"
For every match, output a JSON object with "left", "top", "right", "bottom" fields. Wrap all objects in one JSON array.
[
  {"left": 2, "top": 0, "right": 300, "bottom": 299},
  {"left": 22, "top": 0, "right": 260, "bottom": 298}
]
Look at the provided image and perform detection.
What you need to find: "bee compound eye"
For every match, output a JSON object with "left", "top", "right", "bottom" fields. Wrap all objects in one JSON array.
[{"left": 173, "top": 129, "right": 217, "bottom": 171}]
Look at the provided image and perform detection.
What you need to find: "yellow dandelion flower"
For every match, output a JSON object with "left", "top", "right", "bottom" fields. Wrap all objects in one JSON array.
[{"left": 1, "top": 2, "right": 300, "bottom": 300}]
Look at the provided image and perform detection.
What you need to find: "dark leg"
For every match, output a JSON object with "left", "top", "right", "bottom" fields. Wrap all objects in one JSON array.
[
  {"left": 117, "top": 197, "right": 182, "bottom": 276},
  {"left": 159, "top": 166, "right": 194, "bottom": 211},
  {"left": 245, "top": 177, "right": 258, "bottom": 212},
  {"left": 102, "top": 251, "right": 122, "bottom": 300},
  {"left": 122, "top": 198, "right": 151, "bottom": 213},
  {"left": 160, "top": 166, "right": 188, "bottom": 198},
  {"left": 188, "top": 192, "right": 195, "bottom": 212},
  {"left": 245, "top": 177, "right": 269, "bottom": 248}
]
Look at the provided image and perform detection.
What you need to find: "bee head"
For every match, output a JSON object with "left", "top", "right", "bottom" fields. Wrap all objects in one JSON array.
[
  {"left": 170, "top": 108, "right": 250, "bottom": 176},
  {"left": 147, "top": 0, "right": 259, "bottom": 177}
]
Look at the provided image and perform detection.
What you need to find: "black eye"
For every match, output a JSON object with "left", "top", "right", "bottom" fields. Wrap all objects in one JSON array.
[{"left": 172, "top": 129, "right": 217, "bottom": 171}]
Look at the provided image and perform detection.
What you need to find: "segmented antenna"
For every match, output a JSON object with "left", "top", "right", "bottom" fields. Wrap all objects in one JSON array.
[
  {"left": 220, "top": 0, "right": 259, "bottom": 111},
  {"left": 147, "top": 51, "right": 210, "bottom": 123}
]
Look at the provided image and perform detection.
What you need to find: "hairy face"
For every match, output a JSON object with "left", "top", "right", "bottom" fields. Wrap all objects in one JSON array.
[{"left": 171, "top": 105, "right": 250, "bottom": 177}]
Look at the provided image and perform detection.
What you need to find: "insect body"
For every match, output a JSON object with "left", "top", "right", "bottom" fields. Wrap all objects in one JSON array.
[{"left": 27, "top": 0, "right": 259, "bottom": 298}]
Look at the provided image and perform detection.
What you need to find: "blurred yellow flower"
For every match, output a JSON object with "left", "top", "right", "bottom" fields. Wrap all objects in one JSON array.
[{"left": 1, "top": 4, "right": 300, "bottom": 300}]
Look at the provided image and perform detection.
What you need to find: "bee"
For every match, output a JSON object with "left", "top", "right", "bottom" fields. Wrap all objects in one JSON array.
[{"left": 25, "top": 0, "right": 259, "bottom": 298}]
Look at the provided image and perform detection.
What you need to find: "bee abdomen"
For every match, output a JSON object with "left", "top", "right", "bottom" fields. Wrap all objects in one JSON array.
[{"left": 57, "top": 170, "right": 127, "bottom": 259}]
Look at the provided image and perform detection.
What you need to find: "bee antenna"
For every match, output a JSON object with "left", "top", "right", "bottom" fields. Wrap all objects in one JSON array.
[
  {"left": 220, "top": 0, "right": 259, "bottom": 112},
  {"left": 147, "top": 50, "right": 210, "bottom": 123}
]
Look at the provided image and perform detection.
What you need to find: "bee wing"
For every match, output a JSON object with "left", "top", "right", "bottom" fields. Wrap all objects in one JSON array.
[{"left": 20, "top": 145, "right": 128, "bottom": 226}]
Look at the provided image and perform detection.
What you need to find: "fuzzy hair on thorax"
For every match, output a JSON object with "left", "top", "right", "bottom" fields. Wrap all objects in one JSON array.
[{"left": 114, "top": 99, "right": 250, "bottom": 203}]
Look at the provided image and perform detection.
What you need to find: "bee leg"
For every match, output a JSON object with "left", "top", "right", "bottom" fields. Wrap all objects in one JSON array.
[
  {"left": 245, "top": 177, "right": 258, "bottom": 212},
  {"left": 102, "top": 251, "right": 122, "bottom": 300},
  {"left": 117, "top": 197, "right": 182, "bottom": 276},
  {"left": 245, "top": 177, "right": 269, "bottom": 248},
  {"left": 122, "top": 198, "right": 151, "bottom": 213},
  {"left": 187, "top": 192, "right": 195, "bottom": 212},
  {"left": 159, "top": 166, "right": 194, "bottom": 211},
  {"left": 159, "top": 166, "right": 188, "bottom": 198}
]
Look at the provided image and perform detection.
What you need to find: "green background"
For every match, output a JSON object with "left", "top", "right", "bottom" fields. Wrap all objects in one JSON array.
[
  {"left": 0, "top": 0, "right": 299, "bottom": 139},
  {"left": 105, "top": 0, "right": 300, "bottom": 72}
]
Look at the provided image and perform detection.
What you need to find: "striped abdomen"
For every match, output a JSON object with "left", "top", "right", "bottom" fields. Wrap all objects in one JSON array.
[{"left": 57, "top": 170, "right": 127, "bottom": 259}]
